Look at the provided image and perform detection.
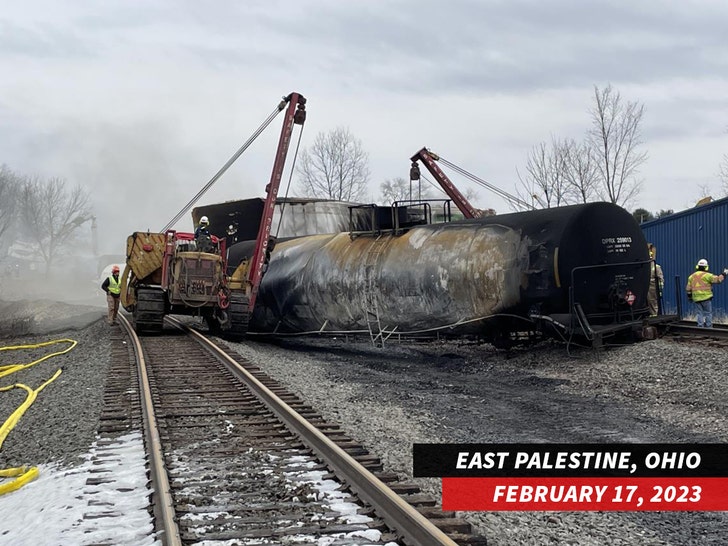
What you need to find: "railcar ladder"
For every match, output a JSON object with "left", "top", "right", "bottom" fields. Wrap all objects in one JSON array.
[{"left": 363, "top": 234, "right": 389, "bottom": 347}]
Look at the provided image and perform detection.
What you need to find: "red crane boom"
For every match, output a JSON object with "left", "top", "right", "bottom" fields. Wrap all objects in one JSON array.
[
  {"left": 247, "top": 92, "right": 307, "bottom": 311},
  {"left": 410, "top": 147, "right": 481, "bottom": 219}
]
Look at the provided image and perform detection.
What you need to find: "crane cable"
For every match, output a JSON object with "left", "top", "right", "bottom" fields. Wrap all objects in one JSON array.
[
  {"left": 162, "top": 99, "right": 289, "bottom": 232},
  {"left": 419, "top": 173, "right": 452, "bottom": 198},
  {"left": 437, "top": 156, "right": 535, "bottom": 211},
  {"left": 0, "top": 339, "right": 77, "bottom": 495}
]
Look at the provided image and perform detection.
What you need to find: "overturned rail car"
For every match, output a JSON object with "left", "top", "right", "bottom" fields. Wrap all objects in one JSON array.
[{"left": 228, "top": 202, "right": 651, "bottom": 346}]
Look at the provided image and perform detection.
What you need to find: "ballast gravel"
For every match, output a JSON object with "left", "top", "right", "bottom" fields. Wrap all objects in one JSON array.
[
  {"left": 0, "top": 306, "right": 109, "bottom": 469},
  {"left": 2, "top": 298, "right": 727, "bottom": 546},
  {"left": 219, "top": 335, "right": 728, "bottom": 546}
]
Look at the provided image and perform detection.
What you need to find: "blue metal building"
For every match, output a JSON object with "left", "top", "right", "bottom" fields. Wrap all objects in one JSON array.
[{"left": 640, "top": 196, "right": 728, "bottom": 319}]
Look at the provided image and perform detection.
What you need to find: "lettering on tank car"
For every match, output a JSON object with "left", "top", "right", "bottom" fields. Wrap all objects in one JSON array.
[{"left": 602, "top": 235, "right": 633, "bottom": 254}]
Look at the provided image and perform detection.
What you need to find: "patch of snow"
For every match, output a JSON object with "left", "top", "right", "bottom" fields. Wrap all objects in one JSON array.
[{"left": 0, "top": 431, "right": 157, "bottom": 545}]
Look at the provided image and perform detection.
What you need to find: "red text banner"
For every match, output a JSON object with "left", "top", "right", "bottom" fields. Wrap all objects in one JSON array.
[{"left": 442, "top": 477, "right": 728, "bottom": 511}]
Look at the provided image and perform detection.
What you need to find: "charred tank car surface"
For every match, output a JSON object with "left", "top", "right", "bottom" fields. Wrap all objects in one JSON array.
[{"left": 228, "top": 202, "right": 651, "bottom": 346}]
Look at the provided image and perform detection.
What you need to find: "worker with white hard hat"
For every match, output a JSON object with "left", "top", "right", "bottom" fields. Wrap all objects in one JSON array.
[
  {"left": 195, "top": 216, "right": 213, "bottom": 252},
  {"left": 686, "top": 259, "right": 727, "bottom": 328}
]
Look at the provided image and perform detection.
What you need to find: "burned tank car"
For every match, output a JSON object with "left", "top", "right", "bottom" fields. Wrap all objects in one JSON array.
[{"left": 228, "top": 202, "right": 650, "bottom": 341}]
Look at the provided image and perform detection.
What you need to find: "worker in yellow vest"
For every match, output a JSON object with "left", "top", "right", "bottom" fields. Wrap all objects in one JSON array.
[
  {"left": 686, "top": 259, "right": 726, "bottom": 327},
  {"left": 101, "top": 265, "right": 122, "bottom": 325}
]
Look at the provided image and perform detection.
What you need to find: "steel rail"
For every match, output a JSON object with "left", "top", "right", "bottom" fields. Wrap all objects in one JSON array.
[
  {"left": 167, "top": 317, "right": 457, "bottom": 546},
  {"left": 118, "top": 314, "right": 182, "bottom": 546},
  {"left": 663, "top": 321, "right": 728, "bottom": 340}
]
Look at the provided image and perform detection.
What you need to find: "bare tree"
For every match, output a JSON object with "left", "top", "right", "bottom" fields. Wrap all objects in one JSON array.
[
  {"left": 587, "top": 84, "right": 647, "bottom": 206},
  {"left": 562, "top": 139, "right": 598, "bottom": 203},
  {"left": 718, "top": 125, "right": 728, "bottom": 195},
  {"left": 696, "top": 183, "right": 714, "bottom": 201},
  {"left": 516, "top": 142, "right": 548, "bottom": 209},
  {"left": 379, "top": 176, "right": 436, "bottom": 205},
  {"left": 0, "top": 165, "right": 21, "bottom": 253},
  {"left": 296, "top": 127, "right": 370, "bottom": 201},
  {"left": 516, "top": 139, "right": 573, "bottom": 209},
  {"left": 461, "top": 187, "right": 480, "bottom": 206},
  {"left": 719, "top": 153, "right": 728, "bottom": 195},
  {"left": 19, "top": 176, "right": 92, "bottom": 275}
]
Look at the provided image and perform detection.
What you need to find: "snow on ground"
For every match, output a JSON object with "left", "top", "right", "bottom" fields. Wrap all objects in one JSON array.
[
  {"left": 0, "top": 431, "right": 158, "bottom": 546},
  {"left": 1, "top": 429, "right": 398, "bottom": 546}
]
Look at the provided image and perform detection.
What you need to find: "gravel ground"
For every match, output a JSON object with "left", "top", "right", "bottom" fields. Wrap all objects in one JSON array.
[
  {"left": 217, "top": 334, "right": 728, "bottom": 546},
  {"left": 0, "top": 300, "right": 109, "bottom": 468},
  {"left": 2, "top": 298, "right": 727, "bottom": 545}
]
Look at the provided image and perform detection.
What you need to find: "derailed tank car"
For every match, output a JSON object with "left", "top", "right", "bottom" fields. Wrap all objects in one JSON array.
[{"left": 228, "top": 202, "right": 651, "bottom": 346}]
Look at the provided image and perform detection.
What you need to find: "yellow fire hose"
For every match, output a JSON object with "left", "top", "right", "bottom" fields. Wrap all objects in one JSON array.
[
  {"left": 0, "top": 339, "right": 76, "bottom": 495},
  {"left": 0, "top": 338, "right": 77, "bottom": 379}
]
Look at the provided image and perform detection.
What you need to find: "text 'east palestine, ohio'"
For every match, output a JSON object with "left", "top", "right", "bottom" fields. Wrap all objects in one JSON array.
[{"left": 455, "top": 451, "right": 701, "bottom": 474}]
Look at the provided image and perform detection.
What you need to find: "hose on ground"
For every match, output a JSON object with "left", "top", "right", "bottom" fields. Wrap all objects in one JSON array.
[
  {"left": 0, "top": 339, "right": 76, "bottom": 495},
  {"left": 0, "top": 338, "right": 77, "bottom": 380}
]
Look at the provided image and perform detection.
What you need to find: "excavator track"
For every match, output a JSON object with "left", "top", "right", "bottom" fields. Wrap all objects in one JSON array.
[
  {"left": 133, "top": 287, "right": 166, "bottom": 334},
  {"left": 226, "top": 293, "right": 250, "bottom": 338}
]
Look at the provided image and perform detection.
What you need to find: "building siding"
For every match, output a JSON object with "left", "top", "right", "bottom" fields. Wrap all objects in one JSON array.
[{"left": 641, "top": 197, "right": 728, "bottom": 318}]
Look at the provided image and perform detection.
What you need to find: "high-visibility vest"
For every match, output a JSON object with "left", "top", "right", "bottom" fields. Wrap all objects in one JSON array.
[
  {"left": 108, "top": 275, "right": 121, "bottom": 295},
  {"left": 686, "top": 270, "right": 717, "bottom": 302}
]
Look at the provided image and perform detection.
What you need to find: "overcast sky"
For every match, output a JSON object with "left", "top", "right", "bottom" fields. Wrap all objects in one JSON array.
[{"left": 2, "top": 0, "right": 727, "bottom": 254}]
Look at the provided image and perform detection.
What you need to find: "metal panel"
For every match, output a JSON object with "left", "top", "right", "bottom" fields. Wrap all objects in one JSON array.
[
  {"left": 641, "top": 196, "right": 728, "bottom": 319},
  {"left": 192, "top": 198, "right": 370, "bottom": 244}
]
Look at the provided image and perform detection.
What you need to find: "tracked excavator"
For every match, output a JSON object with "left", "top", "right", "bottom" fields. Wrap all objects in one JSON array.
[{"left": 120, "top": 92, "right": 307, "bottom": 335}]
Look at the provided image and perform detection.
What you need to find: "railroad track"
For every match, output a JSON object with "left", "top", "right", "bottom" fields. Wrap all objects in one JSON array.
[
  {"left": 659, "top": 320, "right": 728, "bottom": 348},
  {"left": 106, "top": 315, "right": 485, "bottom": 546}
]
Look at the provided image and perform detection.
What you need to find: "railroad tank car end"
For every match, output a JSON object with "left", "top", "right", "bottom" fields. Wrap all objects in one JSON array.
[{"left": 227, "top": 202, "right": 652, "bottom": 347}]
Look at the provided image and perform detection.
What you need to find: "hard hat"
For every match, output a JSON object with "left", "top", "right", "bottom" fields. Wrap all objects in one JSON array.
[
  {"left": 697, "top": 258, "right": 708, "bottom": 268},
  {"left": 112, "top": 265, "right": 120, "bottom": 273},
  {"left": 200, "top": 216, "right": 209, "bottom": 225}
]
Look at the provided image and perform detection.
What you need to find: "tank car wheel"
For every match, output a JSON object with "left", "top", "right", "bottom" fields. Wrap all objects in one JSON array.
[{"left": 491, "top": 329, "right": 514, "bottom": 351}]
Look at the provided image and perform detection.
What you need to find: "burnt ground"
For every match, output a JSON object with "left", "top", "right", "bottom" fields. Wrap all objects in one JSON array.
[
  {"left": 261, "top": 336, "right": 721, "bottom": 444},
  {"left": 228, "top": 333, "right": 728, "bottom": 545}
]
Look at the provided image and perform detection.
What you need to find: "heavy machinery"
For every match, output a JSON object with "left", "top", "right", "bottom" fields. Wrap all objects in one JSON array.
[
  {"left": 409, "top": 147, "right": 531, "bottom": 216},
  {"left": 409, "top": 147, "right": 483, "bottom": 218},
  {"left": 120, "top": 92, "right": 307, "bottom": 335}
]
